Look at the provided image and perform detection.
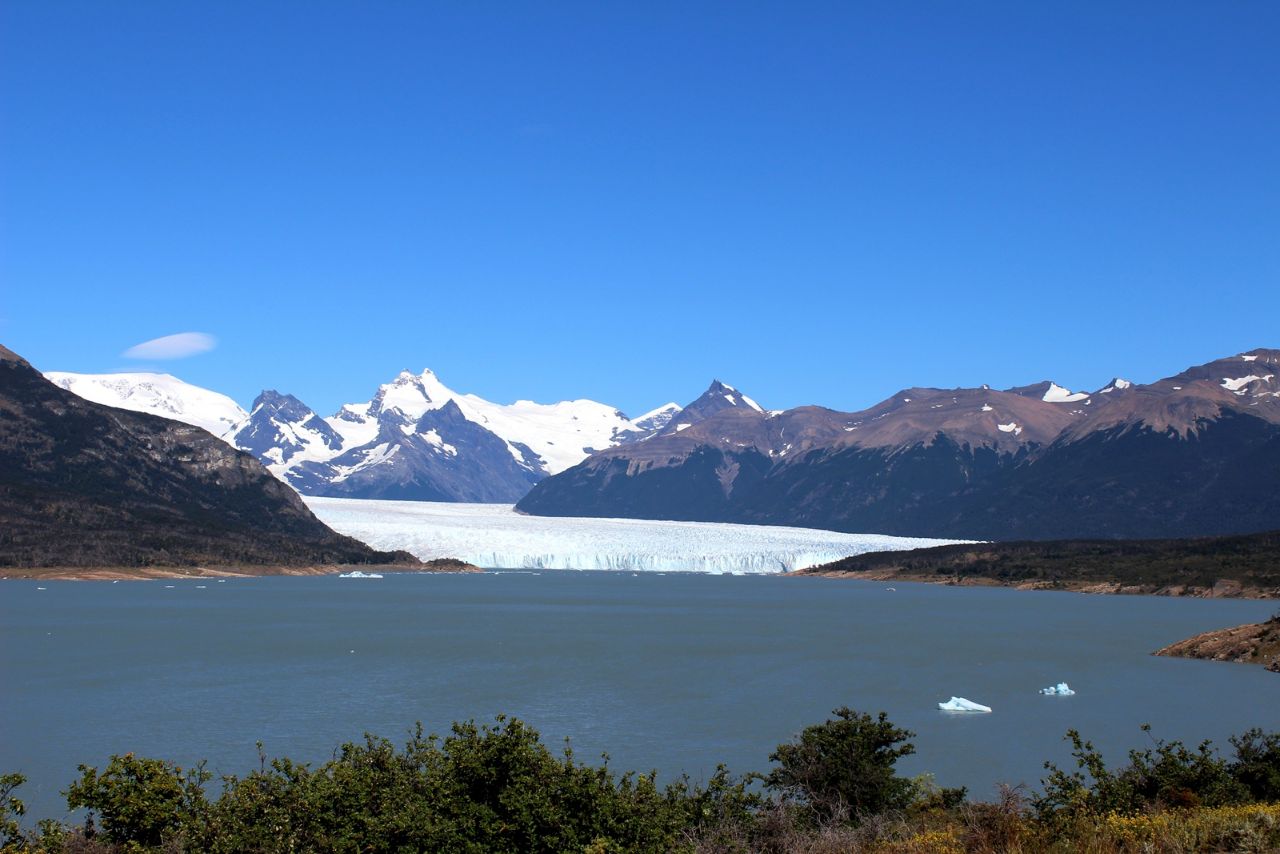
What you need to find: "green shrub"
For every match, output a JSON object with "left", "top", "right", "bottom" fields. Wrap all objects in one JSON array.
[
  {"left": 1231, "top": 728, "right": 1280, "bottom": 802},
  {"left": 0, "top": 772, "right": 25, "bottom": 849},
  {"left": 765, "top": 707, "right": 918, "bottom": 825},
  {"left": 1037, "top": 725, "right": 1248, "bottom": 819},
  {"left": 64, "top": 754, "right": 209, "bottom": 849}
]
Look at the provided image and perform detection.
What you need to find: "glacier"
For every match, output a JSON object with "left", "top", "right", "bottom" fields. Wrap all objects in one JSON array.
[{"left": 305, "top": 497, "right": 969, "bottom": 573}]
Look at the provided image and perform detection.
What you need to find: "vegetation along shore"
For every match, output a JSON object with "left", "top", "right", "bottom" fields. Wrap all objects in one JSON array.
[
  {"left": 796, "top": 529, "right": 1280, "bottom": 599},
  {"left": 2, "top": 710, "right": 1279, "bottom": 853}
]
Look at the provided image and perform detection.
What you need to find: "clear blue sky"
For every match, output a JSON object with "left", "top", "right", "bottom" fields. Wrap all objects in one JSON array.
[{"left": 2, "top": 2, "right": 1277, "bottom": 417}]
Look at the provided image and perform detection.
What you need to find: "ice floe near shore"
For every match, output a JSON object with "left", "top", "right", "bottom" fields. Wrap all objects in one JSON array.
[{"left": 305, "top": 498, "right": 967, "bottom": 574}]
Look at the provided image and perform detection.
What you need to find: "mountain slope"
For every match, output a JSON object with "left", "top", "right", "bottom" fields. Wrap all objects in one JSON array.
[
  {"left": 3, "top": 346, "right": 415, "bottom": 568},
  {"left": 518, "top": 349, "right": 1280, "bottom": 540}
]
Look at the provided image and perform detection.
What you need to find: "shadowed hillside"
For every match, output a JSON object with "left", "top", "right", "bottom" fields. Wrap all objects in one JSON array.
[{"left": 0, "top": 345, "right": 418, "bottom": 569}]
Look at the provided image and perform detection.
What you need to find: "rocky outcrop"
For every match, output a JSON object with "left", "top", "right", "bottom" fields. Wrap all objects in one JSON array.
[{"left": 1155, "top": 616, "right": 1280, "bottom": 672}]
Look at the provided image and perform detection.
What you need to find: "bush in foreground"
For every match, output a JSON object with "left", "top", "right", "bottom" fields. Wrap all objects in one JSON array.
[{"left": 3, "top": 712, "right": 1279, "bottom": 852}]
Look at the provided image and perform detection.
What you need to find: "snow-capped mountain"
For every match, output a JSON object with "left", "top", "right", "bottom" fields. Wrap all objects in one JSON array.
[
  {"left": 238, "top": 368, "right": 677, "bottom": 501},
  {"left": 43, "top": 371, "right": 248, "bottom": 437},
  {"left": 335, "top": 368, "right": 659, "bottom": 475},
  {"left": 46, "top": 366, "right": 678, "bottom": 502}
]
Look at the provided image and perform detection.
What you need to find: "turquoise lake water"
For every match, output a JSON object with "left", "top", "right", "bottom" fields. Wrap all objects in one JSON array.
[{"left": 2, "top": 571, "right": 1276, "bottom": 823}]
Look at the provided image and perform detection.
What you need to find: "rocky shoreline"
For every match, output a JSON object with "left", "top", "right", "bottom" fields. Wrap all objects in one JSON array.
[
  {"left": 0, "top": 558, "right": 482, "bottom": 582},
  {"left": 793, "top": 566, "right": 1280, "bottom": 599},
  {"left": 1154, "top": 616, "right": 1280, "bottom": 672}
]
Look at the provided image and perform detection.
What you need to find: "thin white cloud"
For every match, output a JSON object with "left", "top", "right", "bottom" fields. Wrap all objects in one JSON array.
[{"left": 122, "top": 332, "right": 217, "bottom": 360}]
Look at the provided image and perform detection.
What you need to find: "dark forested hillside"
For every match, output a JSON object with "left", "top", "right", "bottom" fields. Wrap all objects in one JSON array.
[
  {"left": 799, "top": 529, "right": 1280, "bottom": 595},
  {"left": 0, "top": 345, "right": 416, "bottom": 568}
]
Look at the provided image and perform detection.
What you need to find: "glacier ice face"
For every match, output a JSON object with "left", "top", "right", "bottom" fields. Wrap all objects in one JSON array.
[
  {"left": 938, "top": 697, "right": 992, "bottom": 713},
  {"left": 305, "top": 497, "right": 970, "bottom": 573},
  {"left": 1040, "top": 682, "right": 1075, "bottom": 696}
]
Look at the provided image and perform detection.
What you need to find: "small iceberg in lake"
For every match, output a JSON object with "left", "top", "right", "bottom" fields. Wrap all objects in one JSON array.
[
  {"left": 1040, "top": 682, "right": 1076, "bottom": 696},
  {"left": 338, "top": 570, "right": 383, "bottom": 579},
  {"left": 938, "top": 696, "right": 992, "bottom": 713}
]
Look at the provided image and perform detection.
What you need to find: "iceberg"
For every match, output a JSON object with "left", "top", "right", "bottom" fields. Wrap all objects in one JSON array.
[
  {"left": 337, "top": 570, "right": 384, "bottom": 579},
  {"left": 1039, "top": 682, "right": 1075, "bottom": 696},
  {"left": 305, "top": 498, "right": 969, "bottom": 574},
  {"left": 938, "top": 697, "right": 992, "bottom": 713}
]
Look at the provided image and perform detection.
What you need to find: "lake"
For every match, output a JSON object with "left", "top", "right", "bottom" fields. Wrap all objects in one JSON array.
[{"left": 2, "top": 571, "right": 1276, "bottom": 824}]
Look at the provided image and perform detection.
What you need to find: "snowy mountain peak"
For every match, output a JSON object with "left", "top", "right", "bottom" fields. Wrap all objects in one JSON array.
[
  {"left": 367, "top": 370, "right": 441, "bottom": 422},
  {"left": 1098, "top": 377, "right": 1133, "bottom": 394},
  {"left": 702, "top": 380, "right": 763, "bottom": 410},
  {"left": 659, "top": 380, "right": 766, "bottom": 436},
  {"left": 251, "top": 389, "right": 323, "bottom": 422},
  {"left": 43, "top": 371, "right": 248, "bottom": 438},
  {"left": 631, "top": 402, "right": 680, "bottom": 431},
  {"left": 228, "top": 389, "right": 343, "bottom": 471}
]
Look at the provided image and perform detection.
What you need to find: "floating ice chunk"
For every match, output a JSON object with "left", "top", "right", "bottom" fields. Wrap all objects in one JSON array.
[
  {"left": 1040, "top": 682, "right": 1075, "bottom": 696},
  {"left": 338, "top": 570, "right": 384, "bottom": 579},
  {"left": 938, "top": 697, "right": 992, "bottom": 712}
]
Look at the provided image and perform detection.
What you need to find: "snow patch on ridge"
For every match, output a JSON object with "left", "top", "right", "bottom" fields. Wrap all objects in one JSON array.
[
  {"left": 1042, "top": 383, "right": 1089, "bottom": 403},
  {"left": 1222, "top": 375, "right": 1267, "bottom": 393}
]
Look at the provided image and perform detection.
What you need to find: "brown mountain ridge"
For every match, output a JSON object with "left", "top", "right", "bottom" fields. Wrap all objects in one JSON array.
[{"left": 517, "top": 349, "right": 1280, "bottom": 540}]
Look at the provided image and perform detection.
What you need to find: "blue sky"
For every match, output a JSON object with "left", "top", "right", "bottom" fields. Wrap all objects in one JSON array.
[{"left": 2, "top": 2, "right": 1277, "bottom": 417}]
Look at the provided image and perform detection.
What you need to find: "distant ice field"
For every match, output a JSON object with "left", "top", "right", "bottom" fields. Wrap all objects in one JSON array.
[{"left": 305, "top": 498, "right": 968, "bottom": 573}]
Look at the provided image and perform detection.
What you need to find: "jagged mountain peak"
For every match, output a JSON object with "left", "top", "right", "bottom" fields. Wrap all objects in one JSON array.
[
  {"left": 230, "top": 388, "right": 342, "bottom": 469},
  {"left": 1097, "top": 377, "right": 1133, "bottom": 394},
  {"left": 251, "top": 389, "right": 316, "bottom": 418},
  {"left": 417, "top": 397, "right": 467, "bottom": 427},
  {"left": 662, "top": 380, "right": 765, "bottom": 434}
]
